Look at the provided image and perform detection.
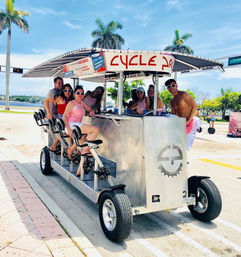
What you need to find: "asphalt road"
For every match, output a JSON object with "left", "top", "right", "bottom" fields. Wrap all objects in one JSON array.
[{"left": 1, "top": 113, "right": 241, "bottom": 257}]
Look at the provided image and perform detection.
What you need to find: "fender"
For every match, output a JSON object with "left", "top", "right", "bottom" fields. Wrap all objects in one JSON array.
[
  {"left": 98, "top": 184, "right": 126, "bottom": 203},
  {"left": 188, "top": 176, "right": 210, "bottom": 196}
]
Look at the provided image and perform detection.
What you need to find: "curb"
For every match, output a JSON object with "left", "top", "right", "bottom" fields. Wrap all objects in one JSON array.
[{"left": 13, "top": 160, "right": 102, "bottom": 257}]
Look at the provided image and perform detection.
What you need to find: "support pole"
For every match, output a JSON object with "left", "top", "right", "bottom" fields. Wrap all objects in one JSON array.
[
  {"left": 103, "top": 80, "right": 107, "bottom": 111},
  {"left": 153, "top": 74, "right": 159, "bottom": 112},
  {"left": 118, "top": 72, "right": 124, "bottom": 115}
]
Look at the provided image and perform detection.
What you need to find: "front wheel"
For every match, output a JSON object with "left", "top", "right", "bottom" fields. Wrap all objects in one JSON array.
[
  {"left": 208, "top": 127, "right": 215, "bottom": 134},
  {"left": 40, "top": 147, "right": 53, "bottom": 175},
  {"left": 188, "top": 178, "right": 222, "bottom": 221},
  {"left": 99, "top": 190, "right": 133, "bottom": 242}
]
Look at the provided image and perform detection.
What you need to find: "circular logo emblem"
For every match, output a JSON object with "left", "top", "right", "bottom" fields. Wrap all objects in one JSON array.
[{"left": 157, "top": 144, "right": 183, "bottom": 177}]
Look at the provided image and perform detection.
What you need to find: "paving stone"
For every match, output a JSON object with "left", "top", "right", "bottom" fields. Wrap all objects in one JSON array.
[
  {"left": 9, "top": 235, "right": 44, "bottom": 252},
  {"left": 51, "top": 246, "right": 84, "bottom": 257},
  {"left": 45, "top": 236, "right": 75, "bottom": 249},
  {"left": 0, "top": 246, "right": 30, "bottom": 257}
]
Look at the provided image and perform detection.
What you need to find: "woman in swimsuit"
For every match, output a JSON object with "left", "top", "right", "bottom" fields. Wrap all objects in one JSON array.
[{"left": 63, "top": 85, "right": 99, "bottom": 172}]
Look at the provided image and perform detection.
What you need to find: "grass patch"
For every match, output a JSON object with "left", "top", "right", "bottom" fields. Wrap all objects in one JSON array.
[{"left": 0, "top": 110, "right": 33, "bottom": 114}]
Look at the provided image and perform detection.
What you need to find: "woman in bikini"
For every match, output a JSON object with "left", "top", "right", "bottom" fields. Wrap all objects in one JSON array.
[
  {"left": 44, "top": 83, "right": 74, "bottom": 151},
  {"left": 63, "top": 85, "right": 99, "bottom": 175}
]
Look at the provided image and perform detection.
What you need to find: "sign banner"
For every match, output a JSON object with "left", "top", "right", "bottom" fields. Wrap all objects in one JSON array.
[
  {"left": 63, "top": 52, "right": 106, "bottom": 78},
  {"left": 63, "top": 51, "right": 174, "bottom": 78},
  {"left": 103, "top": 52, "right": 174, "bottom": 73}
]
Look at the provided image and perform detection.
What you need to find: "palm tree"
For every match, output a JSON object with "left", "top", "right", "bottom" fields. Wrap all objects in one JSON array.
[
  {"left": 91, "top": 18, "right": 124, "bottom": 49},
  {"left": 164, "top": 29, "right": 193, "bottom": 54},
  {"left": 0, "top": 0, "right": 30, "bottom": 110}
]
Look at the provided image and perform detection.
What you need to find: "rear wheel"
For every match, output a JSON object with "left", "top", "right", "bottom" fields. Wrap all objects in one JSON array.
[
  {"left": 40, "top": 147, "right": 53, "bottom": 175},
  {"left": 188, "top": 178, "right": 222, "bottom": 221},
  {"left": 99, "top": 190, "right": 133, "bottom": 242}
]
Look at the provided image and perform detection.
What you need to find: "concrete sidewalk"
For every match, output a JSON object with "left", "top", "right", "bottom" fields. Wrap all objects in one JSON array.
[{"left": 0, "top": 160, "right": 85, "bottom": 257}]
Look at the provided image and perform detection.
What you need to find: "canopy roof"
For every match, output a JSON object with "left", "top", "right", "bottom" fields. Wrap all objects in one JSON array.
[{"left": 23, "top": 48, "right": 224, "bottom": 82}]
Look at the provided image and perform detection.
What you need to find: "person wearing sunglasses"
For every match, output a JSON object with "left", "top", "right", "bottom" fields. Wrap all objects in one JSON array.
[
  {"left": 165, "top": 79, "right": 198, "bottom": 149},
  {"left": 146, "top": 84, "right": 164, "bottom": 113},
  {"left": 63, "top": 85, "right": 99, "bottom": 165},
  {"left": 83, "top": 86, "right": 105, "bottom": 114},
  {"left": 44, "top": 83, "right": 74, "bottom": 120},
  {"left": 128, "top": 86, "right": 147, "bottom": 114},
  {"left": 44, "top": 83, "right": 74, "bottom": 152}
]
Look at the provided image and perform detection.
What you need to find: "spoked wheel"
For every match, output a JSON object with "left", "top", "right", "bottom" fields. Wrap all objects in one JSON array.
[
  {"left": 99, "top": 190, "right": 133, "bottom": 242},
  {"left": 40, "top": 147, "right": 53, "bottom": 175},
  {"left": 188, "top": 178, "right": 222, "bottom": 221},
  {"left": 208, "top": 127, "right": 215, "bottom": 134}
]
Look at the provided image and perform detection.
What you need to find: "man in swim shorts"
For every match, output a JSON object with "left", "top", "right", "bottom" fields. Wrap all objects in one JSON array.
[{"left": 165, "top": 79, "right": 198, "bottom": 150}]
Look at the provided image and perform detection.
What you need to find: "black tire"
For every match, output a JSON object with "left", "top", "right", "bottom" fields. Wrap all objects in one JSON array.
[
  {"left": 99, "top": 190, "right": 133, "bottom": 242},
  {"left": 208, "top": 127, "right": 215, "bottom": 134},
  {"left": 197, "top": 127, "right": 202, "bottom": 133},
  {"left": 40, "top": 147, "right": 53, "bottom": 175},
  {"left": 188, "top": 178, "right": 222, "bottom": 221}
]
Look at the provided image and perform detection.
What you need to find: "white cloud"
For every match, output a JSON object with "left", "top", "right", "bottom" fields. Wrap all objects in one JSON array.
[
  {"left": 0, "top": 49, "right": 64, "bottom": 69},
  {"left": 141, "top": 0, "right": 156, "bottom": 7},
  {"left": 219, "top": 67, "right": 241, "bottom": 79},
  {"left": 166, "top": 0, "right": 183, "bottom": 10},
  {"left": 31, "top": 7, "right": 66, "bottom": 16},
  {"left": 64, "top": 21, "right": 82, "bottom": 29}
]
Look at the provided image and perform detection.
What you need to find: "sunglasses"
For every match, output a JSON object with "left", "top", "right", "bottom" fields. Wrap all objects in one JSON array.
[
  {"left": 167, "top": 84, "right": 177, "bottom": 89},
  {"left": 137, "top": 91, "right": 144, "bottom": 94},
  {"left": 63, "top": 89, "right": 72, "bottom": 93},
  {"left": 148, "top": 89, "right": 154, "bottom": 92},
  {"left": 75, "top": 91, "right": 84, "bottom": 95}
]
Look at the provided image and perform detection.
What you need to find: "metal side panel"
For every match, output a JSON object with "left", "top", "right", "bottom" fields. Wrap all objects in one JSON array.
[
  {"left": 51, "top": 160, "right": 100, "bottom": 203},
  {"left": 143, "top": 116, "right": 188, "bottom": 210},
  {"left": 87, "top": 116, "right": 146, "bottom": 207}
]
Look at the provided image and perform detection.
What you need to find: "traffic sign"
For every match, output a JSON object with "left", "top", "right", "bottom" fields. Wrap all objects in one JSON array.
[{"left": 228, "top": 56, "right": 241, "bottom": 66}]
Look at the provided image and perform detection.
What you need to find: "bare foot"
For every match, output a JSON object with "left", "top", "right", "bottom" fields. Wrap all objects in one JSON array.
[
  {"left": 81, "top": 147, "right": 92, "bottom": 156},
  {"left": 76, "top": 170, "right": 81, "bottom": 177},
  {"left": 49, "top": 146, "right": 57, "bottom": 152}
]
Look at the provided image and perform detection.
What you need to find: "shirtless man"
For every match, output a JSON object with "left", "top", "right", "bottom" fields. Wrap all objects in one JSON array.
[
  {"left": 165, "top": 79, "right": 200, "bottom": 151},
  {"left": 165, "top": 79, "right": 197, "bottom": 133}
]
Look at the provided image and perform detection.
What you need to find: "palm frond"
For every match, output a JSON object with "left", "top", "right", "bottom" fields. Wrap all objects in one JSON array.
[
  {"left": 16, "top": 10, "right": 30, "bottom": 17},
  {"left": 175, "top": 30, "right": 180, "bottom": 40},
  {"left": 179, "top": 45, "right": 193, "bottom": 54},
  {"left": 95, "top": 18, "right": 105, "bottom": 32},
  {"left": 91, "top": 30, "right": 101, "bottom": 38},
  {"left": 13, "top": 17, "right": 29, "bottom": 33},
  {"left": 181, "top": 33, "right": 192, "bottom": 40},
  {"left": 164, "top": 45, "right": 175, "bottom": 51},
  {"left": 5, "top": 0, "right": 14, "bottom": 15}
]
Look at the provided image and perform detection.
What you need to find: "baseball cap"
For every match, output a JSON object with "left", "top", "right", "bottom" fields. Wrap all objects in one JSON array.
[{"left": 136, "top": 86, "right": 145, "bottom": 92}]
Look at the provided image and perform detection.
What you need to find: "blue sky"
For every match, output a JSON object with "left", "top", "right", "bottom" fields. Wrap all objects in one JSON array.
[{"left": 0, "top": 0, "right": 241, "bottom": 103}]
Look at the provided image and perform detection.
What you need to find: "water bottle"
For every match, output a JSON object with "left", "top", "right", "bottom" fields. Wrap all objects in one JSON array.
[{"left": 160, "top": 109, "right": 167, "bottom": 116}]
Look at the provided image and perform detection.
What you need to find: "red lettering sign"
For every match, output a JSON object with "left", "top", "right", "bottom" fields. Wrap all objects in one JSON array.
[
  {"left": 109, "top": 54, "right": 158, "bottom": 69},
  {"left": 148, "top": 56, "right": 156, "bottom": 66},
  {"left": 110, "top": 55, "right": 119, "bottom": 66},
  {"left": 129, "top": 55, "right": 138, "bottom": 66}
]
